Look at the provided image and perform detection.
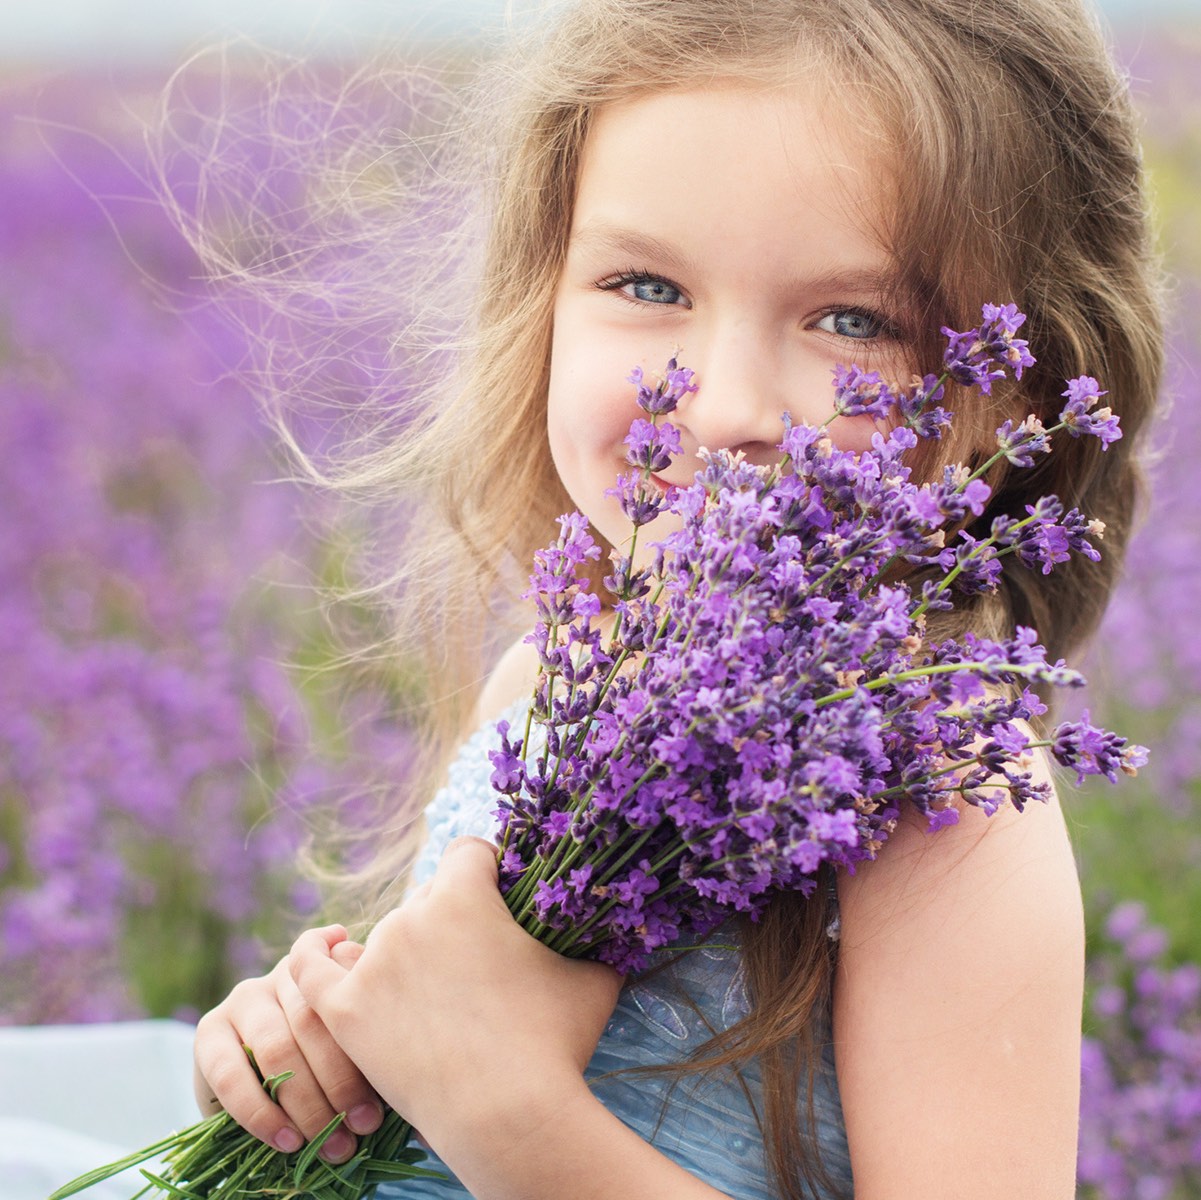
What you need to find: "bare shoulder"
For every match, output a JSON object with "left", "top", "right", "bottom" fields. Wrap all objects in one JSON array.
[
  {"left": 833, "top": 752, "right": 1085, "bottom": 1199},
  {"left": 838, "top": 751, "right": 1081, "bottom": 939},
  {"left": 473, "top": 633, "right": 541, "bottom": 727}
]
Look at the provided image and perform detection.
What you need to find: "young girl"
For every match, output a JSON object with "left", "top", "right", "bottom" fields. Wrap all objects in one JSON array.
[{"left": 190, "top": 1, "right": 1164, "bottom": 1197}]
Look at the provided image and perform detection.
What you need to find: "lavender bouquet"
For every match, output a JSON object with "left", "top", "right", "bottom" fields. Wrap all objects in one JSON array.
[{"left": 52, "top": 303, "right": 1144, "bottom": 1198}]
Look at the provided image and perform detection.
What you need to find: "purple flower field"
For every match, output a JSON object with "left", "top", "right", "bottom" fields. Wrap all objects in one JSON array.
[
  {"left": 1, "top": 27, "right": 1199, "bottom": 1197},
  {"left": 0, "top": 65, "right": 418, "bottom": 1024}
]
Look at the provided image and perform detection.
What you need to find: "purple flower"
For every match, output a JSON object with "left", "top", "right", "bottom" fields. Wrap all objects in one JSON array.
[
  {"left": 941, "top": 303, "right": 1035, "bottom": 394},
  {"left": 628, "top": 358, "right": 698, "bottom": 415},
  {"left": 607, "top": 472, "right": 669, "bottom": 527},
  {"left": 1059, "top": 376, "right": 1123, "bottom": 447},
  {"left": 0, "top": 74, "right": 429, "bottom": 1023},
  {"left": 830, "top": 364, "right": 899, "bottom": 418},
  {"left": 897, "top": 376, "right": 952, "bottom": 438},
  {"left": 623, "top": 418, "right": 683, "bottom": 473},
  {"left": 1052, "top": 712, "right": 1148, "bottom": 785},
  {"left": 1080, "top": 905, "right": 1201, "bottom": 1199},
  {"left": 496, "top": 325, "right": 1141, "bottom": 974},
  {"left": 995, "top": 414, "right": 1051, "bottom": 466}
]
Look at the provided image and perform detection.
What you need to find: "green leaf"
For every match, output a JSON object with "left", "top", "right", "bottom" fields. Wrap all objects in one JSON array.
[
  {"left": 46, "top": 1121, "right": 223, "bottom": 1199},
  {"left": 357, "top": 1160, "right": 449, "bottom": 1179},
  {"left": 266, "top": 1070, "right": 296, "bottom": 1102},
  {"left": 47, "top": 1061, "right": 447, "bottom": 1200},
  {"left": 291, "top": 1112, "right": 348, "bottom": 1185},
  {"left": 135, "top": 1169, "right": 207, "bottom": 1200}
]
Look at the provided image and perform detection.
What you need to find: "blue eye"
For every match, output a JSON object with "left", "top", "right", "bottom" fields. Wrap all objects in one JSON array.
[
  {"left": 599, "top": 271, "right": 688, "bottom": 308},
  {"left": 629, "top": 278, "right": 682, "bottom": 304},
  {"left": 817, "top": 309, "right": 893, "bottom": 339}
]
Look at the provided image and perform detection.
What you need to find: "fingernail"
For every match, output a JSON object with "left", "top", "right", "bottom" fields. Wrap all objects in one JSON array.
[
  {"left": 273, "top": 1128, "right": 303, "bottom": 1154},
  {"left": 347, "top": 1103, "right": 382, "bottom": 1135},
  {"left": 320, "top": 1128, "right": 355, "bottom": 1162}
]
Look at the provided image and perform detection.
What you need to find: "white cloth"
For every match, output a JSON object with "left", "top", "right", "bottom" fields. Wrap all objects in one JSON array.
[{"left": 0, "top": 1019, "right": 197, "bottom": 1200}]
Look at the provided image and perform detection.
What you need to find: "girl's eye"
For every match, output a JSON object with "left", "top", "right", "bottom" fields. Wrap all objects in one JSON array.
[
  {"left": 816, "top": 309, "right": 896, "bottom": 340},
  {"left": 600, "top": 272, "right": 688, "bottom": 307},
  {"left": 629, "top": 278, "right": 682, "bottom": 305}
]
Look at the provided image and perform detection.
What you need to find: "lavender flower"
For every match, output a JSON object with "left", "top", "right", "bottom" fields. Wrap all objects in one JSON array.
[
  {"left": 1060, "top": 377, "right": 1123, "bottom": 448},
  {"left": 941, "top": 302, "right": 1035, "bottom": 393},
  {"left": 489, "top": 307, "right": 1144, "bottom": 975},
  {"left": 0, "top": 73, "right": 420, "bottom": 1026},
  {"left": 995, "top": 414, "right": 1051, "bottom": 466},
  {"left": 831, "top": 364, "right": 899, "bottom": 418},
  {"left": 627, "top": 358, "right": 698, "bottom": 415}
]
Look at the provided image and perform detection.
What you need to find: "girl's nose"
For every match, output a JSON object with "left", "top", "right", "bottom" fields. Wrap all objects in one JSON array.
[{"left": 675, "top": 323, "right": 794, "bottom": 462}]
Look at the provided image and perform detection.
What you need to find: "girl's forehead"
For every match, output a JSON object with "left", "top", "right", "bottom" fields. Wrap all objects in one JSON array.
[
  {"left": 570, "top": 85, "right": 899, "bottom": 272},
  {"left": 584, "top": 80, "right": 880, "bottom": 162}
]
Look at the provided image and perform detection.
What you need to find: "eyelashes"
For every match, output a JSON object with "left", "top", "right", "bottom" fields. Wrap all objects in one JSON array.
[{"left": 596, "top": 268, "right": 689, "bottom": 308}]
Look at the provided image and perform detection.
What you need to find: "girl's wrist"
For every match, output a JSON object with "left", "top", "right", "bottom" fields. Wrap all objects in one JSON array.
[
  {"left": 428, "top": 1067, "right": 733, "bottom": 1200},
  {"left": 423, "top": 1065, "right": 596, "bottom": 1193}
]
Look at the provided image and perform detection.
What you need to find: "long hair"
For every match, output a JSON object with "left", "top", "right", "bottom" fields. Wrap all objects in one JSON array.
[{"left": 166, "top": 2, "right": 1163, "bottom": 1195}]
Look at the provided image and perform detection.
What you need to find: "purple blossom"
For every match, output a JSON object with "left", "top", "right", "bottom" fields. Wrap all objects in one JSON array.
[
  {"left": 1059, "top": 376, "right": 1123, "bottom": 448},
  {"left": 0, "top": 72, "right": 422, "bottom": 1024},
  {"left": 1052, "top": 713, "right": 1148, "bottom": 785},
  {"left": 627, "top": 358, "right": 698, "bottom": 415},
  {"left": 623, "top": 417, "right": 683, "bottom": 473},
  {"left": 607, "top": 472, "right": 670, "bottom": 527},
  {"left": 830, "top": 364, "right": 900, "bottom": 418},
  {"left": 494, "top": 324, "right": 1142, "bottom": 974},
  {"left": 941, "top": 303, "right": 1035, "bottom": 394},
  {"left": 896, "top": 375, "right": 952, "bottom": 438},
  {"left": 995, "top": 415, "right": 1051, "bottom": 466}
]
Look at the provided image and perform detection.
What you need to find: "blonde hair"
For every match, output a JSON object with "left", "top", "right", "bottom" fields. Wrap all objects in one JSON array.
[{"left": 166, "top": 2, "right": 1163, "bottom": 1196}]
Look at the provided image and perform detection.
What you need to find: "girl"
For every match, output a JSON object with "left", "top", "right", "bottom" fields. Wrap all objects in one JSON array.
[{"left": 191, "top": 1, "right": 1164, "bottom": 1197}]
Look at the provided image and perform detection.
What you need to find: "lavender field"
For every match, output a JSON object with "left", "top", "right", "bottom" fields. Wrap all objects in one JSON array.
[{"left": 1, "top": 29, "right": 1199, "bottom": 1199}]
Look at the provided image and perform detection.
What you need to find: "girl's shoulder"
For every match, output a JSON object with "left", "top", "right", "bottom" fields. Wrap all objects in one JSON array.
[
  {"left": 473, "top": 633, "right": 541, "bottom": 728},
  {"left": 837, "top": 745, "right": 1080, "bottom": 942}
]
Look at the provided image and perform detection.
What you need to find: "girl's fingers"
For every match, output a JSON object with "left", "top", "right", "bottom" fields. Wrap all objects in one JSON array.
[
  {"left": 289, "top": 925, "right": 353, "bottom": 1011},
  {"left": 235, "top": 1018, "right": 355, "bottom": 1158},
  {"left": 194, "top": 945, "right": 379, "bottom": 1163},
  {"left": 274, "top": 957, "right": 383, "bottom": 1139},
  {"left": 429, "top": 837, "right": 500, "bottom": 899},
  {"left": 331, "top": 939, "right": 365, "bottom": 968},
  {"left": 193, "top": 1007, "right": 309, "bottom": 1155}
]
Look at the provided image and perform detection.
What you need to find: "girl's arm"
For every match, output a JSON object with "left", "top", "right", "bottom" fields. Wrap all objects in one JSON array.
[
  {"left": 834, "top": 751, "right": 1084, "bottom": 1199},
  {"left": 289, "top": 837, "right": 734, "bottom": 1200}
]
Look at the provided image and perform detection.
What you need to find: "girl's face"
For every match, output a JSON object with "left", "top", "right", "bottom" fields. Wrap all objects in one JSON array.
[{"left": 547, "top": 83, "right": 915, "bottom": 552}]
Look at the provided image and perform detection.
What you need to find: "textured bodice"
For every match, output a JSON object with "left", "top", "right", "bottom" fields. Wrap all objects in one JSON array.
[{"left": 377, "top": 708, "right": 853, "bottom": 1199}]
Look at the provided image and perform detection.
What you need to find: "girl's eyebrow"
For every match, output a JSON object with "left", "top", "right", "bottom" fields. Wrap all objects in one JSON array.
[
  {"left": 568, "top": 221, "right": 901, "bottom": 297},
  {"left": 568, "top": 222, "right": 696, "bottom": 274}
]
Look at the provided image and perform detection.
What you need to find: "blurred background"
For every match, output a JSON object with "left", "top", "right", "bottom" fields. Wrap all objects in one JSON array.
[{"left": 1, "top": 2, "right": 1199, "bottom": 1197}]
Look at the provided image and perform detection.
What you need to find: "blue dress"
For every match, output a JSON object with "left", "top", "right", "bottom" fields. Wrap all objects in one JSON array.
[{"left": 376, "top": 708, "right": 854, "bottom": 1200}]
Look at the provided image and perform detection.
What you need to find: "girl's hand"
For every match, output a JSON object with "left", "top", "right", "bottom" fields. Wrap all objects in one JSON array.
[
  {"left": 288, "top": 836, "right": 623, "bottom": 1160},
  {"left": 192, "top": 942, "right": 384, "bottom": 1163}
]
